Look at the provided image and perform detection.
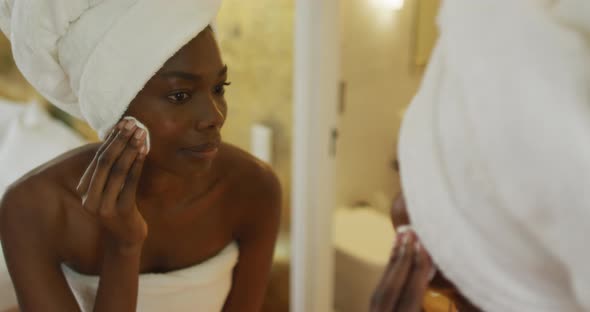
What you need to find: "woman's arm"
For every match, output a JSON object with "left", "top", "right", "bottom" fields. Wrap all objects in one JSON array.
[
  {"left": 222, "top": 168, "right": 282, "bottom": 312},
  {"left": 0, "top": 185, "right": 81, "bottom": 312},
  {"left": 1, "top": 184, "right": 145, "bottom": 312},
  {"left": 77, "top": 121, "right": 148, "bottom": 312},
  {"left": 1, "top": 120, "right": 149, "bottom": 312}
]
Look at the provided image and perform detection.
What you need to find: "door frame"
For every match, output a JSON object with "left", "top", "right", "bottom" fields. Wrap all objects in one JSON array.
[{"left": 290, "top": 0, "right": 340, "bottom": 311}]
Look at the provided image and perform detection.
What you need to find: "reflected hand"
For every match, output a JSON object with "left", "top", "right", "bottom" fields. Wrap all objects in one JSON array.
[{"left": 370, "top": 228, "right": 433, "bottom": 312}]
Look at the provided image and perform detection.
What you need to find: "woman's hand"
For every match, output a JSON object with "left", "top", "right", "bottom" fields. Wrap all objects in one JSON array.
[
  {"left": 370, "top": 227, "right": 434, "bottom": 312},
  {"left": 76, "top": 118, "right": 149, "bottom": 253}
]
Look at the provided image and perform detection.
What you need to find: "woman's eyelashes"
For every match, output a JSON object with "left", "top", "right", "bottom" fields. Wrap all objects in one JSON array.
[
  {"left": 167, "top": 90, "right": 192, "bottom": 104},
  {"left": 166, "top": 81, "right": 231, "bottom": 104},
  {"left": 213, "top": 81, "right": 231, "bottom": 96}
]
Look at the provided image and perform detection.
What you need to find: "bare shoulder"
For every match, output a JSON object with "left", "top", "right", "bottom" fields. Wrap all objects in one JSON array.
[
  {"left": 215, "top": 143, "right": 281, "bottom": 231},
  {"left": 0, "top": 173, "right": 63, "bottom": 241},
  {"left": 216, "top": 142, "right": 281, "bottom": 198},
  {"left": 0, "top": 144, "right": 97, "bottom": 242}
]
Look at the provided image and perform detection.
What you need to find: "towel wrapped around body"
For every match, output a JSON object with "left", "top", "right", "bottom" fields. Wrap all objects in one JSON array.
[{"left": 62, "top": 242, "right": 239, "bottom": 312}]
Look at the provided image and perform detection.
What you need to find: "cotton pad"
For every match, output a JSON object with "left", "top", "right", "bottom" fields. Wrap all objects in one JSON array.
[{"left": 123, "top": 116, "right": 150, "bottom": 154}]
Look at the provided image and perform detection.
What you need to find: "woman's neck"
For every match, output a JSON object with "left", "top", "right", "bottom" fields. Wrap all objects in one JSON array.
[{"left": 135, "top": 159, "right": 217, "bottom": 206}]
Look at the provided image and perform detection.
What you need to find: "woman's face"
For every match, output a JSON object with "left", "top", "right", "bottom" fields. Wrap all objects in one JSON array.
[{"left": 125, "top": 27, "right": 229, "bottom": 175}]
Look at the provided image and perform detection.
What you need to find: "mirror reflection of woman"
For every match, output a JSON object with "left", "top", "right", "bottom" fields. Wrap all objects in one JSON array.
[{"left": 371, "top": 0, "right": 590, "bottom": 311}]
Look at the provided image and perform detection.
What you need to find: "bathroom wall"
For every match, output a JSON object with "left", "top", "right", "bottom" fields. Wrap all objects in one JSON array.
[
  {"left": 216, "top": 3, "right": 293, "bottom": 311},
  {"left": 216, "top": 0, "right": 294, "bottom": 230},
  {"left": 0, "top": 35, "right": 36, "bottom": 102},
  {"left": 336, "top": 0, "right": 430, "bottom": 210}
]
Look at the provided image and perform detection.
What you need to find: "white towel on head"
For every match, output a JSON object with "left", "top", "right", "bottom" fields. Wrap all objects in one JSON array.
[
  {"left": 399, "top": 0, "right": 590, "bottom": 311},
  {"left": 0, "top": 0, "right": 222, "bottom": 139}
]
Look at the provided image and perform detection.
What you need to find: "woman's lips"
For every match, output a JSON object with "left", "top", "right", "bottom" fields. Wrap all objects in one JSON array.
[{"left": 183, "top": 143, "right": 219, "bottom": 159}]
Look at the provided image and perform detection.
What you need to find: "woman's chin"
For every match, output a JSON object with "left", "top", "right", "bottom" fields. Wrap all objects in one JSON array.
[
  {"left": 146, "top": 153, "right": 215, "bottom": 176},
  {"left": 181, "top": 156, "right": 215, "bottom": 174}
]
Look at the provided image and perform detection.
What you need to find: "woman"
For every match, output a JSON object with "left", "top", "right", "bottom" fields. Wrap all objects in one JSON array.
[
  {"left": 372, "top": 0, "right": 590, "bottom": 311},
  {"left": 0, "top": 1, "right": 280, "bottom": 311}
]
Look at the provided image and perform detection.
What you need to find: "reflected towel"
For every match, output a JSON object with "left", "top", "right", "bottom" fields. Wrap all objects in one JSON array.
[{"left": 399, "top": 0, "right": 590, "bottom": 311}]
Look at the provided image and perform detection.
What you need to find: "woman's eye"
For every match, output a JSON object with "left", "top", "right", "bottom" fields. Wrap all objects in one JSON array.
[
  {"left": 167, "top": 92, "right": 191, "bottom": 103},
  {"left": 214, "top": 82, "right": 231, "bottom": 96}
]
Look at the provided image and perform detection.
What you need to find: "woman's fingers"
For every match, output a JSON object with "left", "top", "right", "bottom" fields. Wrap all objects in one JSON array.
[
  {"left": 100, "top": 128, "right": 146, "bottom": 217},
  {"left": 82, "top": 120, "right": 137, "bottom": 214},
  {"left": 371, "top": 242, "right": 401, "bottom": 311},
  {"left": 381, "top": 232, "right": 415, "bottom": 308},
  {"left": 77, "top": 127, "right": 121, "bottom": 196},
  {"left": 370, "top": 230, "right": 416, "bottom": 311},
  {"left": 395, "top": 241, "right": 434, "bottom": 311},
  {"left": 118, "top": 144, "right": 147, "bottom": 213}
]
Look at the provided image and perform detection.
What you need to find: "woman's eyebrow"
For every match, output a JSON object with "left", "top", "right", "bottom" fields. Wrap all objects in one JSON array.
[{"left": 158, "top": 65, "right": 228, "bottom": 81}]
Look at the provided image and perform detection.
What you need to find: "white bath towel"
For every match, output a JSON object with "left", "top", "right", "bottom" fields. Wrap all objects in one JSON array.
[
  {"left": 0, "top": 101, "right": 86, "bottom": 197},
  {"left": 398, "top": 0, "right": 590, "bottom": 311},
  {"left": 62, "top": 242, "right": 239, "bottom": 312},
  {"left": 0, "top": 0, "right": 222, "bottom": 138}
]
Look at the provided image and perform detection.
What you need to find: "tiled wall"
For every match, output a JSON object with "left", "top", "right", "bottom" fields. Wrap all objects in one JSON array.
[{"left": 217, "top": 0, "right": 294, "bottom": 230}]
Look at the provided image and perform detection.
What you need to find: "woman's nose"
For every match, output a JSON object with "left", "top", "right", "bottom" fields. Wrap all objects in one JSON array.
[{"left": 195, "top": 95, "right": 224, "bottom": 130}]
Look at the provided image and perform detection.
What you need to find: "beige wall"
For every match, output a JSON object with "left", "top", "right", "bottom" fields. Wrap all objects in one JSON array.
[
  {"left": 0, "top": 35, "right": 35, "bottom": 102},
  {"left": 336, "top": 0, "right": 426, "bottom": 211},
  {"left": 216, "top": 0, "right": 294, "bottom": 230}
]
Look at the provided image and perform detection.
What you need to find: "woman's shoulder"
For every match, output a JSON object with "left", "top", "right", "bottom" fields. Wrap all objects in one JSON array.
[
  {"left": 0, "top": 143, "right": 98, "bottom": 238},
  {"left": 216, "top": 142, "right": 281, "bottom": 236},
  {"left": 216, "top": 142, "right": 280, "bottom": 195}
]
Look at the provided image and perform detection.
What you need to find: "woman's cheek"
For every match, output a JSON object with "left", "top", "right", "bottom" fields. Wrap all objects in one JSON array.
[
  {"left": 145, "top": 119, "right": 186, "bottom": 149},
  {"left": 162, "top": 119, "right": 182, "bottom": 133}
]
